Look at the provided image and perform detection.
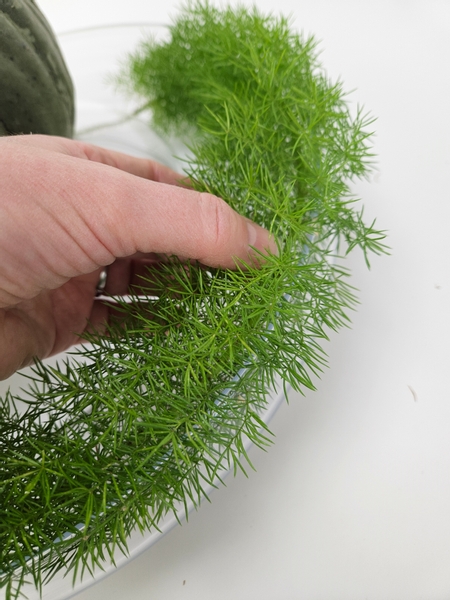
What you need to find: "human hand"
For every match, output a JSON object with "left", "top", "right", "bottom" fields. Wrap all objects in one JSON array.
[{"left": 0, "top": 134, "right": 276, "bottom": 380}]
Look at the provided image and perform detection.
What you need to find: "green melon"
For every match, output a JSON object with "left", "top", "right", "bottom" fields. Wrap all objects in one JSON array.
[{"left": 0, "top": 0, "right": 74, "bottom": 137}]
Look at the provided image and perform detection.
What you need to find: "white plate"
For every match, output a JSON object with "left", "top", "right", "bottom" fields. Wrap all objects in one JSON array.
[{"left": 0, "top": 24, "right": 287, "bottom": 600}]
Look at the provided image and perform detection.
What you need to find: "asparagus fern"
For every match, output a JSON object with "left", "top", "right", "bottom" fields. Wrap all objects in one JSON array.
[{"left": 0, "top": 2, "right": 386, "bottom": 597}]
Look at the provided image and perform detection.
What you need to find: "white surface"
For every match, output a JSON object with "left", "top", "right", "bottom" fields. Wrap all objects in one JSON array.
[{"left": 4, "top": 1, "right": 450, "bottom": 598}]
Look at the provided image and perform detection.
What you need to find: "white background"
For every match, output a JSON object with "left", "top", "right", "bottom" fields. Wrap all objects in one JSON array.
[{"left": 3, "top": 1, "right": 450, "bottom": 598}]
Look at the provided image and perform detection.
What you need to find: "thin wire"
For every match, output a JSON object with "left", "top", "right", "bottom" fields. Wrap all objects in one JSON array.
[
  {"left": 58, "top": 23, "right": 168, "bottom": 137},
  {"left": 76, "top": 104, "right": 150, "bottom": 137},
  {"left": 57, "top": 22, "right": 168, "bottom": 37}
]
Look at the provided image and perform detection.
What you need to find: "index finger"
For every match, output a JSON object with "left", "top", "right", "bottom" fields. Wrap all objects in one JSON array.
[
  {"left": 10, "top": 134, "right": 190, "bottom": 187},
  {"left": 77, "top": 140, "right": 191, "bottom": 187}
]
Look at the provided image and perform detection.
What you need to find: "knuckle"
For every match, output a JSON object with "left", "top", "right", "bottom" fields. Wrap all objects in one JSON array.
[{"left": 198, "top": 192, "right": 233, "bottom": 251}]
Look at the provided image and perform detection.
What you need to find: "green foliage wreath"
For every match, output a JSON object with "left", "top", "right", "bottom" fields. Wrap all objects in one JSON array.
[{"left": 0, "top": 2, "right": 386, "bottom": 597}]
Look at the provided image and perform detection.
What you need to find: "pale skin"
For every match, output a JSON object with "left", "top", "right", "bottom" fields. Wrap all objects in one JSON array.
[{"left": 0, "top": 134, "right": 276, "bottom": 380}]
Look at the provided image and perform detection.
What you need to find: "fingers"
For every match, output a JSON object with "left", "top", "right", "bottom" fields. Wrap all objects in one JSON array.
[
  {"left": 1, "top": 135, "right": 277, "bottom": 298},
  {"left": 77, "top": 141, "right": 191, "bottom": 188},
  {"left": 37, "top": 137, "right": 278, "bottom": 270},
  {"left": 9, "top": 135, "right": 278, "bottom": 269},
  {"left": 7, "top": 133, "right": 190, "bottom": 186}
]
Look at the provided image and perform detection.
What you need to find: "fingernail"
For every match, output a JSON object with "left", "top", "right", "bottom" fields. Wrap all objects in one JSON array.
[{"left": 246, "top": 222, "right": 279, "bottom": 256}]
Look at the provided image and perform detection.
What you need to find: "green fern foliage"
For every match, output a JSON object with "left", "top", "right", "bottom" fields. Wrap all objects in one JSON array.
[{"left": 0, "top": 2, "right": 386, "bottom": 597}]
